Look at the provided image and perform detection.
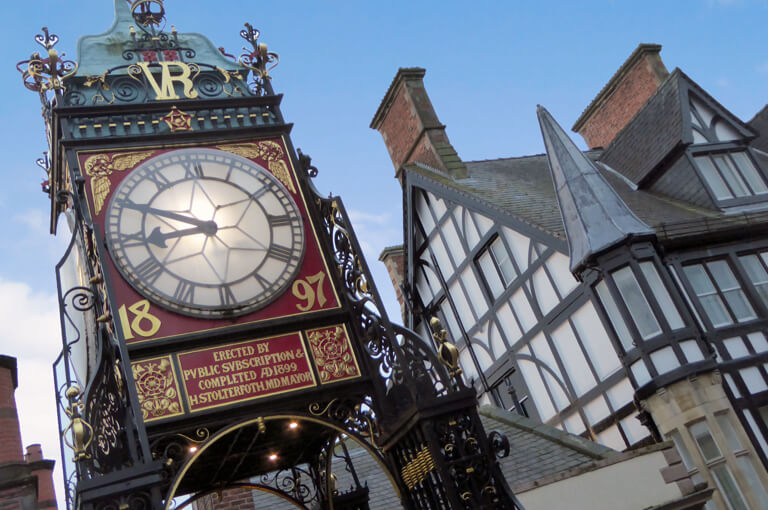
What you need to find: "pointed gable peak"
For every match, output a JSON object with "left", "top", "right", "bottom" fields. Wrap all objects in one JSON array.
[{"left": 537, "top": 106, "right": 654, "bottom": 274}]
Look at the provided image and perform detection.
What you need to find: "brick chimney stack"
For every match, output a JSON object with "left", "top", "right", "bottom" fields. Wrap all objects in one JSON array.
[
  {"left": 378, "top": 245, "right": 406, "bottom": 321},
  {"left": 370, "top": 68, "right": 467, "bottom": 181},
  {"left": 0, "top": 355, "right": 23, "bottom": 465},
  {"left": 572, "top": 44, "right": 669, "bottom": 149},
  {"left": 0, "top": 355, "right": 58, "bottom": 510}
]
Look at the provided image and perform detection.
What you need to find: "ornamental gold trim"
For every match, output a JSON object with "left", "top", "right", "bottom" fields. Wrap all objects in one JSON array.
[
  {"left": 131, "top": 355, "right": 184, "bottom": 422},
  {"left": 305, "top": 324, "right": 360, "bottom": 383},
  {"left": 83, "top": 150, "right": 156, "bottom": 215},
  {"left": 215, "top": 141, "right": 296, "bottom": 193},
  {"left": 401, "top": 445, "right": 435, "bottom": 490}
]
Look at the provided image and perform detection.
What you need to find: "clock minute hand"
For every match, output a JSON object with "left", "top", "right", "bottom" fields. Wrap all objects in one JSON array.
[
  {"left": 146, "top": 223, "right": 218, "bottom": 248},
  {"left": 125, "top": 202, "right": 213, "bottom": 229}
]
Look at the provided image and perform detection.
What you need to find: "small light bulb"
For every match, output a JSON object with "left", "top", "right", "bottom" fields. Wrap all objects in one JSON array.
[
  {"left": 288, "top": 421, "right": 299, "bottom": 430},
  {"left": 188, "top": 446, "right": 198, "bottom": 454},
  {"left": 268, "top": 453, "right": 278, "bottom": 461}
]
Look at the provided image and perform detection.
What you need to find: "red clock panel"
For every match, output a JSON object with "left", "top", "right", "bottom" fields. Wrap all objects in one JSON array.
[{"left": 77, "top": 137, "right": 340, "bottom": 344}]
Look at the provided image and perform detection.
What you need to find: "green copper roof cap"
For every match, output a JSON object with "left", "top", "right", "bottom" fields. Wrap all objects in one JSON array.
[{"left": 75, "top": 0, "right": 242, "bottom": 76}]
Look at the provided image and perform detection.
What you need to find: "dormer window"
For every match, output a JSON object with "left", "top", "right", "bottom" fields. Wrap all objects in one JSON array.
[
  {"left": 689, "top": 96, "right": 741, "bottom": 144},
  {"left": 693, "top": 150, "right": 768, "bottom": 204}
]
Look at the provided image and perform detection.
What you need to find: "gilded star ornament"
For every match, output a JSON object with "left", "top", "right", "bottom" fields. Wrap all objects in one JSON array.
[{"left": 160, "top": 106, "right": 193, "bottom": 132}]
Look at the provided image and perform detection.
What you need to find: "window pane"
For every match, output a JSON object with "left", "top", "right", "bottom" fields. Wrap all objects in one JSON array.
[
  {"left": 683, "top": 264, "right": 733, "bottom": 327},
  {"left": 478, "top": 251, "right": 504, "bottom": 299},
  {"left": 689, "top": 421, "right": 722, "bottom": 462},
  {"left": 739, "top": 254, "right": 768, "bottom": 307},
  {"left": 613, "top": 266, "right": 662, "bottom": 339},
  {"left": 737, "top": 457, "right": 768, "bottom": 509},
  {"left": 714, "top": 154, "right": 750, "bottom": 197},
  {"left": 711, "top": 464, "right": 749, "bottom": 510},
  {"left": 715, "top": 414, "right": 743, "bottom": 452},
  {"left": 707, "top": 260, "right": 755, "bottom": 322},
  {"left": 732, "top": 152, "right": 768, "bottom": 194},
  {"left": 640, "top": 262, "right": 684, "bottom": 330},
  {"left": 596, "top": 280, "right": 634, "bottom": 351},
  {"left": 668, "top": 430, "right": 695, "bottom": 470},
  {"left": 490, "top": 237, "right": 516, "bottom": 285},
  {"left": 696, "top": 155, "right": 732, "bottom": 200}
]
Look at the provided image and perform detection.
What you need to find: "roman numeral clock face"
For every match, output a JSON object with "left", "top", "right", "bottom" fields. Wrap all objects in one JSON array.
[{"left": 105, "top": 148, "right": 305, "bottom": 318}]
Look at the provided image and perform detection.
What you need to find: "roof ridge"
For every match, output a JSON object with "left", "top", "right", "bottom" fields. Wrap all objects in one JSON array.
[{"left": 467, "top": 149, "right": 603, "bottom": 165}]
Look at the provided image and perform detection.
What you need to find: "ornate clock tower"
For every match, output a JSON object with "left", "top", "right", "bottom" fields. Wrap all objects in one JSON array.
[{"left": 18, "top": 2, "right": 520, "bottom": 509}]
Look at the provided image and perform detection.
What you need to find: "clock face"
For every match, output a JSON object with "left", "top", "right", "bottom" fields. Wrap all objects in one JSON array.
[{"left": 105, "top": 148, "right": 305, "bottom": 318}]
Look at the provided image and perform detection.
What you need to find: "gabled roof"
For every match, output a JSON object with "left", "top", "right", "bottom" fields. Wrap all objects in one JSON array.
[
  {"left": 538, "top": 106, "right": 654, "bottom": 272},
  {"left": 599, "top": 68, "right": 756, "bottom": 187},
  {"left": 404, "top": 152, "right": 716, "bottom": 247}
]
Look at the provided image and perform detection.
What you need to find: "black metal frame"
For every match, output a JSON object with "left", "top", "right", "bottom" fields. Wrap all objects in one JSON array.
[{"left": 24, "top": 11, "right": 520, "bottom": 510}]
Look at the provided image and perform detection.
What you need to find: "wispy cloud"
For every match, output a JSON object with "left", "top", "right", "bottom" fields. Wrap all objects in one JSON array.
[
  {"left": 12, "top": 208, "right": 48, "bottom": 235},
  {"left": 347, "top": 209, "right": 392, "bottom": 226},
  {"left": 716, "top": 77, "right": 730, "bottom": 87},
  {"left": 756, "top": 61, "right": 768, "bottom": 75},
  {"left": 0, "top": 279, "right": 63, "bottom": 507}
]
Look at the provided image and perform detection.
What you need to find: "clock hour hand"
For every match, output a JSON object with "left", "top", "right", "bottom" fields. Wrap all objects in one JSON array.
[
  {"left": 146, "top": 223, "right": 218, "bottom": 248},
  {"left": 125, "top": 202, "right": 214, "bottom": 229}
]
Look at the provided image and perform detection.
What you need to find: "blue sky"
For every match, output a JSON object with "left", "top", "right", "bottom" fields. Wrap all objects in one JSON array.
[{"left": 2, "top": 0, "right": 767, "bottom": 506}]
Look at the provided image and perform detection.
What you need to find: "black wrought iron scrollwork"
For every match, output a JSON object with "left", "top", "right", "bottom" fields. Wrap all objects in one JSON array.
[
  {"left": 84, "top": 349, "right": 133, "bottom": 475},
  {"left": 93, "top": 490, "right": 153, "bottom": 510},
  {"left": 297, "top": 149, "right": 318, "bottom": 178},
  {"left": 308, "top": 396, "right": 379, "bottom": 445},
  {"left": 433, "top": 410, "right": 516, "bottom": 509},
  {"left": 16, "top": 27, "right": 77, "bottom": 143},
  {"left": 316, "top": 195, "right": 453, "bottom": 406},
  {"left": 238, "top": 23, "right": 278, "bottom": 96},
  {"left": 17, "top": 27, "right": 77, "bottom": 100}
]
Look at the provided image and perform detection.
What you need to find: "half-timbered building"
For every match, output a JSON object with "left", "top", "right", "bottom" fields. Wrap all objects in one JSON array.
[{"left": 374, "top": 45, "right": 768, "bottom": 510}]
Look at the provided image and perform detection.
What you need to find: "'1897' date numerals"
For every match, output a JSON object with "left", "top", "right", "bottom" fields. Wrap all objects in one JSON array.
[
  {"left": 118, "top": 299, "right": 162, "bottom": 340},
  {"left": 292, "top": 271, "right": 327, "bottom": 312}
]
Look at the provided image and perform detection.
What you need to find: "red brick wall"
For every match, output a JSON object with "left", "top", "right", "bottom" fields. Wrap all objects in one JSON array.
[
  {"left": 0, "top": 358, "right": 23, "bottom": 465},
  {"left": 26, "top": 445, "right": 57, "bottom": 509},
  {"left": 379, "top": 247, "right": 406, "bottom": 320},
  {"left": 0, "top": 484, "right": 35, "bottom": 510},
  {"left": 198, "top": 487, "right": 256, "bottom": 510},
  {"left": 377, "top": 81, "right": 442, "bottom": 172},
  {"left": 577, "top": 55, "right": 666, "bottom": 149}
]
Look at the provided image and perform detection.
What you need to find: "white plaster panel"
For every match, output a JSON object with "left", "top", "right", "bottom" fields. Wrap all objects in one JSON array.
[
  {"left": 518, "top": 358, "right": 556, "bottom": 421},
  {"left": 426, "top": 191, "right": 447, "bottom": 220},
  {"left": 546, "top": 251, "right": 579, "bottom": 297},
  {"left": 679, "top": 340, "right": 705, "bottom": 363},
  {"left": 511, "top": 289, "right": 537, "bottom": 332},
  {"left": 571, "top": 301, "right": 622, "bottom": 380},
  {"left": 606, "top": 378, "right": 634, "bottom": 410},
  {"left": 497, "top": 303, "right": 522, "bottom": 344},
  {"left": 550, "top": 320, "right": 597, "bottom": 396},
  {"left": 649, "top": 346, "right": 680, "bottom": 374},
  {"left": 415, "top": 191, "right": 434, "bottom": 233},
  {"left": 502, "top": 227, "right": 530, "bottom": 271},
  {"left": 533, "top": 267, "right": 560, "bottom": 315}
]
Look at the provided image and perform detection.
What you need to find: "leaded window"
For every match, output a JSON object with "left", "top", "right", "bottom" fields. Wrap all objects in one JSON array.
[
  {"left": 738, "top": 252, "right": 768, "bottom": 308},
  {"left": 595, "top": 261, "right": 685, "bottom": 349},
  {"left": 476, "top": 236, "right": 517, "bottom": 300},
  {"left": 694, "top": 151, "right": 768, "bottom": 203},
  {"left": 683, "top": 261, "right": 756, "bottom": 328}
]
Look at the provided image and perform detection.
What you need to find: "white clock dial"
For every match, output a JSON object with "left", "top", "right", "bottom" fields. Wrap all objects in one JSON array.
[{"left": 105, "top": 148, "right": 304, "bottom": 318}]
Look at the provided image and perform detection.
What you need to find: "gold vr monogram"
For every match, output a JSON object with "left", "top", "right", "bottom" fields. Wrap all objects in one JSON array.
[{"left": 132, "top": 61, "right": 199, "bottom": 100}]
